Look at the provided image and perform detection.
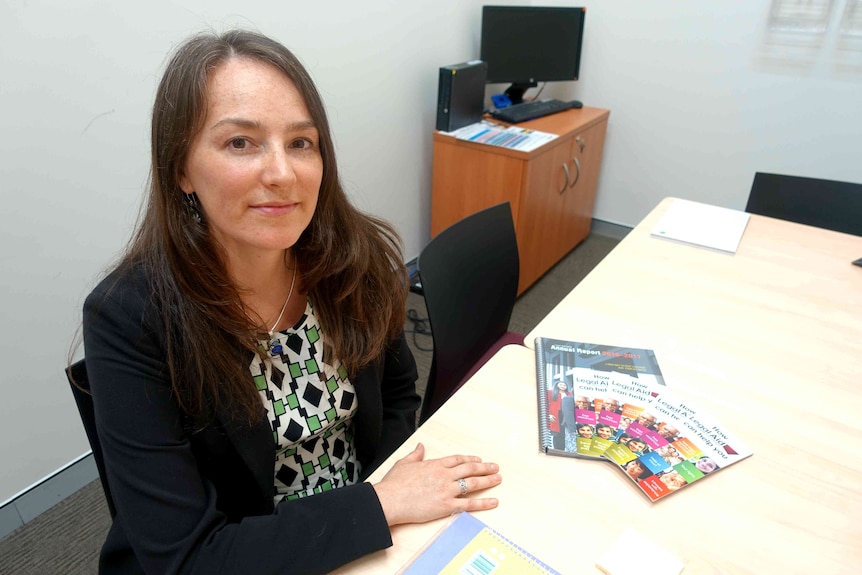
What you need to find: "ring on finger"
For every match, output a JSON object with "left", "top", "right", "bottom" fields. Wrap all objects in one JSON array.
[{"left": 457, "top": 478, "right": 468, "bottom": 496}]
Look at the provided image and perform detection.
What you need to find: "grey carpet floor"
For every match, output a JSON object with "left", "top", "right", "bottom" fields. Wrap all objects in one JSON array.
[{"left": 0, "top": 232, "right": 619, "bottom": 574}]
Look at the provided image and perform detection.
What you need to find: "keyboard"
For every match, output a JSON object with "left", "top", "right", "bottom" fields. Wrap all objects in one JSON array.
[{"left": 489, "top": 99, "right": 583, "bottom": 124}]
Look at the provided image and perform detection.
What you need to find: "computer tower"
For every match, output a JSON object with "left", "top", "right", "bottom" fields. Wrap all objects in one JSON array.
[{"left": 436, "top": 60, "right": 487, "bottom": 132}]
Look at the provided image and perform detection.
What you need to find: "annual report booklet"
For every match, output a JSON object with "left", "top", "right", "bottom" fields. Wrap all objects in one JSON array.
[
  {"left": 535, "top": 338, "right": 667, "bottom": 460},
  {"left": 535, "top": 337, "right": 753, "bottom": 501},
  {"left": 398, "top": 512, "right": 562, "bottom": 574}
]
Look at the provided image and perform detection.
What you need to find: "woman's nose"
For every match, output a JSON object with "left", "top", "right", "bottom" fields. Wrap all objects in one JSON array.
[{"left": 262, "top": 146, "right": 297, "bottom": 188}]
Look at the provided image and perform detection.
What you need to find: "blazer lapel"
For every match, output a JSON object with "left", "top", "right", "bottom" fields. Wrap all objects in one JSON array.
[{"left": 220, "top": 408, "right": 275, "bottom": 504}]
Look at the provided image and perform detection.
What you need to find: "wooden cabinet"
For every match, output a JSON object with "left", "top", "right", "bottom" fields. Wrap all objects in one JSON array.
[{"left": 431, "top": 106, "right": 610, "bottom": 294}]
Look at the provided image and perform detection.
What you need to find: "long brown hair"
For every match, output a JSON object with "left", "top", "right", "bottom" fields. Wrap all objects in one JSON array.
[{"left": 115, "top": 29, "right": 407, "bottom": 425}]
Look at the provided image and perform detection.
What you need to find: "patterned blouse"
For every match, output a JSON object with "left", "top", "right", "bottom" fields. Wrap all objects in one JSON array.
[{"left": 249, "top": 298, "right": 361, "bottom": 503}]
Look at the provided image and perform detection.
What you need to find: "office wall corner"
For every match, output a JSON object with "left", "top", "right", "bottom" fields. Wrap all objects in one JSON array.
[{"left": 591, "top": 217, "right": 632, "bottom": 240}]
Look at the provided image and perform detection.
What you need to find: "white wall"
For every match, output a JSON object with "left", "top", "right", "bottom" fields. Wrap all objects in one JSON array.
[
  {"left": 557, "top": 0, "right": 862, "bottom": 225},
  {"left": 0, "top": 0, "right": 486, "bottom": 504},
  {"left": 2, "top": 0, "right": 861, "bottom": 504}
]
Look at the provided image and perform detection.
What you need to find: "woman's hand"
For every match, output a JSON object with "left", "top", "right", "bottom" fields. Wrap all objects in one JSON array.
[{"left": 372, "top": 443, "right": 502, "bottom": 526}]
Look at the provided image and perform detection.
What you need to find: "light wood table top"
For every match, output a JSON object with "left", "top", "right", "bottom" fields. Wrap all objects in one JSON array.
[
  {"left": 523, "top": 197, "right": 862, "bottom": 573},
  {"left": 334, "top": 197, "right": 862, "bottom": 574}
]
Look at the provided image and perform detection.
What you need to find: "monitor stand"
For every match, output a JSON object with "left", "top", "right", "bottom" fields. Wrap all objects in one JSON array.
[{"left": 504, "top": 81, "right": 538, "bottom": 105}]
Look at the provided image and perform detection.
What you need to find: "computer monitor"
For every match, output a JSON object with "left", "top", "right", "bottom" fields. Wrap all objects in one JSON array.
[{"left": 480, "top": 5, "right": 586, "bottom": 105}]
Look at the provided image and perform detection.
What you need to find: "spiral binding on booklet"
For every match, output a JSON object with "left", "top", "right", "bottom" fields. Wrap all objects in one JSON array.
[
  {"left": 535, "top": 339, "right": 553, "bottom": 454},
  {"left": 483, "top": 525, "right": 560, "bottom": 574}
]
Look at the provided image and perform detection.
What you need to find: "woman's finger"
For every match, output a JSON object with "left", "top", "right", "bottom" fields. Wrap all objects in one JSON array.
[
  {"left": 437, "top": 453, "right": 483, "bottom": 468},
  {"left": 459, "top": 496, "right": 500, "bottom": 513},
  {"left": 454, "top": 472, "right": 503, "bottom": 496},
  {"left": 402, "top": 442, "right": 425, "bottom": 462},
  {"left": 455, "top": 477, "right": 469, "bottom": 497},
  {"left": 451, "top": 461, "right": 499, "bottom": 481}
]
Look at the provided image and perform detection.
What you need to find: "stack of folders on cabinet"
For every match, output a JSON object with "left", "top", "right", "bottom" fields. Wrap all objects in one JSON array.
[
  {"left": 535, "top": 337, "right": 753, "bottom": 502},
  {"left": 444, "top": 120, "right": 558, "bottom": 153},
  {"left": 398, "top": 512, "right": 562, "bottom": 574}
]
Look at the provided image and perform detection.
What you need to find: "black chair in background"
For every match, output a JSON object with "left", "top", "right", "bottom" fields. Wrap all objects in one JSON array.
[
  {"left": 417, "top": 202, "right": 524, "bottom": 424},
  {"left": 65, "top": 359, "right": 117, "bottom": 518},
  {"left": 745, "top": 172, "right": 862, "bottom": 237}
]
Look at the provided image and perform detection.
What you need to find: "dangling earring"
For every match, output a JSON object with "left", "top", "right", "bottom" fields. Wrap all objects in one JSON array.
[{"left": 184, "top": 192, "right": 202, "bottom": 224}]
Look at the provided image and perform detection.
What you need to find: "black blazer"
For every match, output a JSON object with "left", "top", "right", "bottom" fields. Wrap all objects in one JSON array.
[{"left": 82, "top": 265, "right": 420, "bottom": 575}]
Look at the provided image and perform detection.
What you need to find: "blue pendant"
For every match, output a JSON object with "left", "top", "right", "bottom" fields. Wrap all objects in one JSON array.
[{"left": 269, "top": 339, "right": 282, "bottom": 356}]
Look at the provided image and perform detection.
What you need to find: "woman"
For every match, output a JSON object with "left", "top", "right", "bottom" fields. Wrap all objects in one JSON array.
[
  {"left": 560, "top": 393, "right": 578, "bottom": 452},
  {"left": 546, "top": 379, "right": 570, "bottom": 450},
  {"left": 80, "top": 30, "right": 501, "bottom": 575},
  {"left": 623, "top": 459, "right": 650, "bottom": 482},
  {"left": 595, "top": 424, "right": 615, "bottom": 440},
  {"left": 576, "top": 424, "right": 595, "bottom": 439},
  {"left": 626, "top": 438, "right": 649, "bottom": 456},
  {"left": 695, "top": 457, "right": 719, "bottom": 474}
]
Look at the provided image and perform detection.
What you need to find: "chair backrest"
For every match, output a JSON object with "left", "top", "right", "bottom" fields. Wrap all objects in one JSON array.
[
  {"left": 746, "top": 172, "right": 862, "bottom": 237},
  {"left": 65, "top": 359, "right": 117, "bottom": 518},
  {"left": 417, "top": 202, "right": 520, "bottom": 423}
]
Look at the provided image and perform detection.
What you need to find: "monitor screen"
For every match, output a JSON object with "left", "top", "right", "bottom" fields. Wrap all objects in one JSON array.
[{"left": 480, "top": 6, "right": 586, "bottom": 102}]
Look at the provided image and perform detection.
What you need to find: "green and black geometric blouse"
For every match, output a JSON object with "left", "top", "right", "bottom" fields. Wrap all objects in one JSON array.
[{"left": 251, "top": 298, "right": 361, "bottom": 503}]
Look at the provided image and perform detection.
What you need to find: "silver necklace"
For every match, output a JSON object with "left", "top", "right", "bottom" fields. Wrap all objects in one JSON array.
[{"left": 266, "top": 264, "right": 297, "bottom": 355}]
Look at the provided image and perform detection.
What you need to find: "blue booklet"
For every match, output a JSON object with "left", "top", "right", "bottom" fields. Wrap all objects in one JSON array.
[{"left": 398, "top": 512, "right": 562, "bottom": 574}]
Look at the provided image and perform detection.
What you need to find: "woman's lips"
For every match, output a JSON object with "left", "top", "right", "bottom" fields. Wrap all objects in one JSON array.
[{"left": 251, "top": 203, "right": 296, "bottom": 216}]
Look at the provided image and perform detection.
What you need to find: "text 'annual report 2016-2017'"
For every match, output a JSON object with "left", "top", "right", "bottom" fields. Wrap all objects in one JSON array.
[{"left": 535, "top": 337, "right": 753, "bottom": 502}]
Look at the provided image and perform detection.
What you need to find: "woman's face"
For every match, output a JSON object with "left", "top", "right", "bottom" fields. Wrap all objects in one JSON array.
[
  {"left": 180, "top": 58, "right": 323, "bottom": 267},
  {"left": 596, "top": 426, "right": 613, "bottom": 439},
  {"left": 625, "top": 461, "right": 644, "bottom": 479},
  {"left": 578, "top": 425, "right": 593, "bottom": 438},
  {"left": 556, "top": 381, "right": 568, "bottom": 391},
  {"left": 628, "top": 440, "right": 646, "bottom": 453}
]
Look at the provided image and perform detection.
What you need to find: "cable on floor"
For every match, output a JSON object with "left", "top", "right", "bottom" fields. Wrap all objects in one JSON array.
[{"left": 406, "top": 308, "right": 433, "bottom": 352}]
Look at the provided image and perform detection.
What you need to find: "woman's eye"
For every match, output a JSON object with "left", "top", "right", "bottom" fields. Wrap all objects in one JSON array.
[
  {"left": 228, "top": 138, "right": 248, "bottom": 150},
  {"left": 292, "top": 138, "right": 315, "bottom": 150}
]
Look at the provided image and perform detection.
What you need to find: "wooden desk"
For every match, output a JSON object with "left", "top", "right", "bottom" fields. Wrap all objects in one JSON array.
[
  {"left": 335, "top": 198, "right": 862, "bottom": 574},
  {"left": 523, "top": 197, "right": 862, "bottom": 572}
]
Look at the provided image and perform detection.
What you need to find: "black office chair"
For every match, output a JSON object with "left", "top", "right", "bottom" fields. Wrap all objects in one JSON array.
[
  {"left": 65, "top": 359, "right": 117, "bottom": 518},
  {"left": 745, "top": 172, "right": 862, "bottom": 237},
  {"left": 417, "top": 202, "right": 524, "bottom": 424}
]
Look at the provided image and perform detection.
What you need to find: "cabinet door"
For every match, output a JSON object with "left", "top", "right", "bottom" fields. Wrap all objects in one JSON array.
[
  {"left": 515, "top": 117, "right": 608, "bottom": 293},
  {"left": 431, "top": 140, "right": 524, "bottom": 237},
  {"left": 515, "top": 137, "right": 578, "bottom": 293},
  {"left": 565, "top": 118, "right": 608, "bottom": 244}
]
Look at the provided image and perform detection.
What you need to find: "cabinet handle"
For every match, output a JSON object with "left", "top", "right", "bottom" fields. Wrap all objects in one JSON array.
[
  {"left": 576, "top": 136, "right": 586, "bottom": 153},
  {"left": 568, "top": 157, "right": 581, "bottom": 189},
  {"left": 560, "top": 162, "right": 571, "bottom": 194}
]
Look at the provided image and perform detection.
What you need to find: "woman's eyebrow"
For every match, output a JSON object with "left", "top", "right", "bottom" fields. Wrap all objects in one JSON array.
[
  {"left": 211, "top": 117, "right": 262, "bottom": 130},
  {"left": 210, "top": 118, "right": 317, "bottom": 131}
]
